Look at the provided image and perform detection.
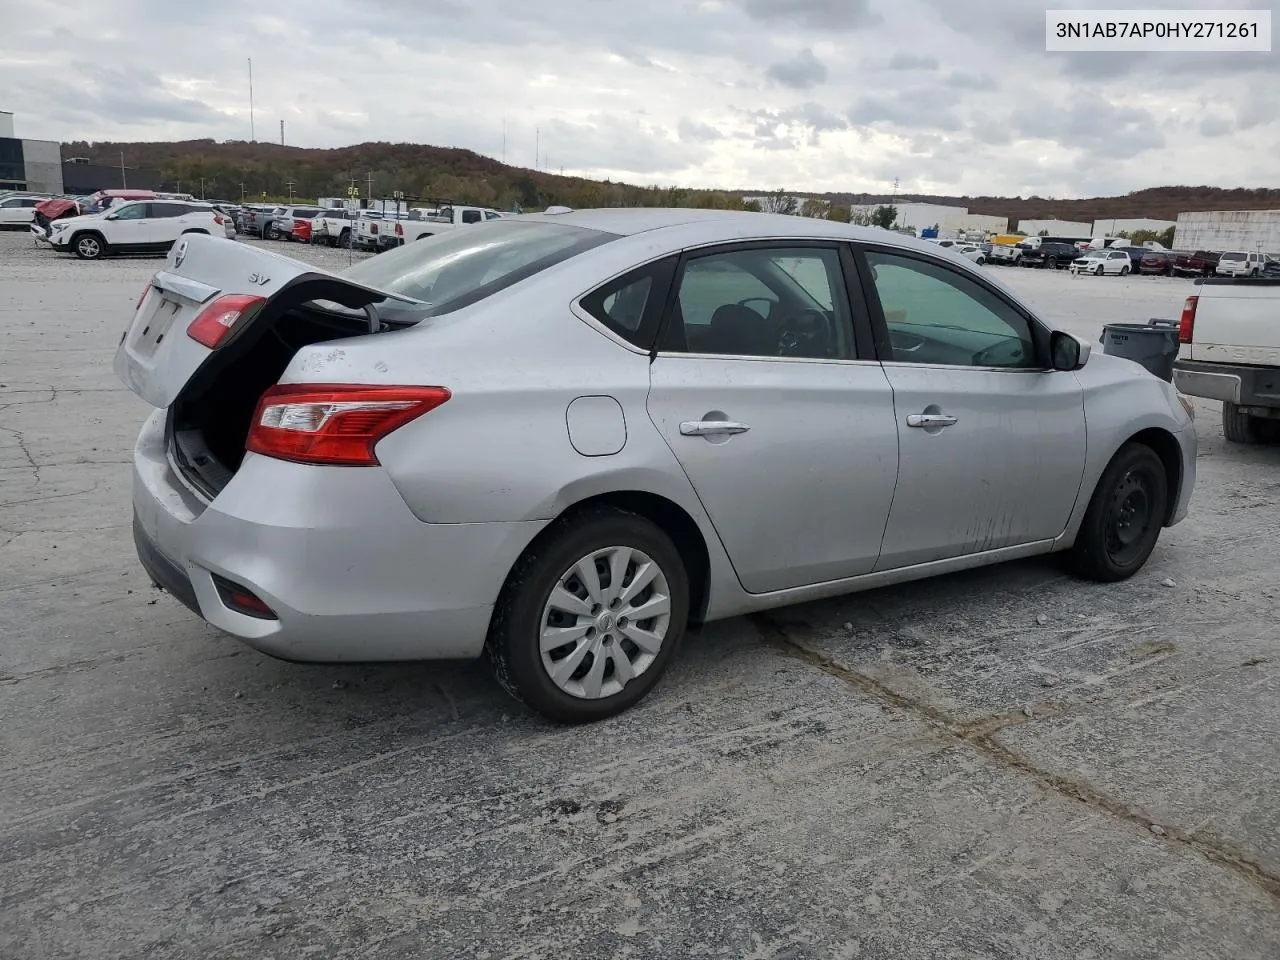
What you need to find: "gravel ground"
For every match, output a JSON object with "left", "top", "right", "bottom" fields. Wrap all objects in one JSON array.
[{"left": 2, "top": 230, "right": 1278, "bottom": 959}]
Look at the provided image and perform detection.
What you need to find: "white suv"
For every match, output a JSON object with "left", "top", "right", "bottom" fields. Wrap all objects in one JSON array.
[
  {"left": 46, "top": 200, "right": 232, "bottom": 259},
  {"left": 0, "top": 194, "right": 47, "bottom": 228},
  {"left": 1215, "top": 251, "right": 1268, "bottom": 277}
]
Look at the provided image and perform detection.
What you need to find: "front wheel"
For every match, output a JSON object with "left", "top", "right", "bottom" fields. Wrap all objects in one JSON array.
[
  {"left": 1069, "top": 443, "right": 1169, "bottom": 582},
  {"left": 487, "top": 507, "right": 690, "bottom": 723},
  {"left": 72, "top": 233, "right": 105, "bottom": 260},
  {"left": 975, "top": 255, "right": 986, "bottom": 265},
  {"left": 1095, "top": 265, "right": 1104, "bottom": 276}
]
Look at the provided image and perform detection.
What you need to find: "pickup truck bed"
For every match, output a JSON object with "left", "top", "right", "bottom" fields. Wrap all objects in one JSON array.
[{"left": 1172, "top": 276, "right": 1280, "bottom": 443}]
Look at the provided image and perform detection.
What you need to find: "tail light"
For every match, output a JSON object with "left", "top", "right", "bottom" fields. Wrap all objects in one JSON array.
[
  {"left": 214, "top": 214, "right": 226, "bottom": 225},
  {"left": 137, "top": 281, "right": 152, "bottom": 308},
  {"left": 1179, "top": 295, "right": 1198, "bottom": 344},
  {"left": 246, "top": 384, "right": 451, "bottom": 466},
  {"left": 370, "top": 223, "right": 379, "bottom": 234},
  {"left": 186, "top": 293, "right": 267, "bottom": 348},
  {"left": 395, "top": 222, "right": 404, "bottom": 236}
]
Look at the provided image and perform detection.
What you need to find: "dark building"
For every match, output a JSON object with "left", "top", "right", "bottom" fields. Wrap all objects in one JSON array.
[
  {"left": 61, "top": 157, "right": 163, "bottom": 194},
  {"left": 0, "top": 110, "right": 63, "bottom": 194}
]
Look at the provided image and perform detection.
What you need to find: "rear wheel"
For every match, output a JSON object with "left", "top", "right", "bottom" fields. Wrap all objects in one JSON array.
[
  {"left": 1120, "top": 265, "right": 1130, "bottom": 276},
  {"left": 1070, "top": 443, "right": 1169, "bottom": 582},
  {"left": 487, "top": 506, "right": 689, "bottom": 723},
  {"left": 1221, "top": 402, "right": 1280, "bottom": 444},
  {"left": 338, "top": 228, "right": 351, "bottom": 248},
  {"left": 72, "top": 232, "right": 105, "bottom": 260},
  {"left": 1046, "top": 257, "right": 1057, "bottom": 269},
  {"left": 975, "top": 255, "right": 986, "bottom": 265}
]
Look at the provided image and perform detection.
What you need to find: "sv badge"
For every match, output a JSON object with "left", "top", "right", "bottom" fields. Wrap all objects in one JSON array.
[{"left": 248, "top": 273, "right": 270, "bottom": 286}]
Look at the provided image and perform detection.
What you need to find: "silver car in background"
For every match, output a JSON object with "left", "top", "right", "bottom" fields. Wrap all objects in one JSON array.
[{"left": 115, "top": 210, "right": 1196, "bottom": 723}]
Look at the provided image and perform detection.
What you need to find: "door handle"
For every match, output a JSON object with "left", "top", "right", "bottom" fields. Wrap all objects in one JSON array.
[
  {"left": 906, "top": 413, "right": 958, "bottom": 428},
  {"left": 680, "top": 420, "right": 751, "bottom": 437}
]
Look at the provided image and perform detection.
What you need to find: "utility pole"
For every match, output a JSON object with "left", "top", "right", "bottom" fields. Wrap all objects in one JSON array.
[
  {"left": 502, "top": 117, "right": 506, "bottom": 164},
  {"left": 199, "top": 177, "right": 205, "bottom": 199},
  {"left": 365, "top": 171, "right": 374, "bottom": 201},
  {"left": 248, "top": 58, "right": 255, "bottom": 142},
  {"left": 280, "top": 119, "right": 285, "bottom": 147},
  {"left": 240, "top": 182, "right": 246, "bottom": 202},
  {"left": 535, "top": 127, "right": 539, "bottom": 169},
  {"left": 285, "top": 178, "right": 295, "bottom": 203},
  {"left": 120, "top": 150, "right": 127, "bottom": 188}
]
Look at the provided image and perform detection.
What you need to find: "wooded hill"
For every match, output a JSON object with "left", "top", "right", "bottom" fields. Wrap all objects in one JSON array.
[{"left": 65, "top": 138, "right": 1280, "bottom": 221}]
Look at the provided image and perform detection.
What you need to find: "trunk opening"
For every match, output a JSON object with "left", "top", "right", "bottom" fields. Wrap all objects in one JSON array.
[{"left": 168, "top": 302, "right": 397, "bottom": 499}]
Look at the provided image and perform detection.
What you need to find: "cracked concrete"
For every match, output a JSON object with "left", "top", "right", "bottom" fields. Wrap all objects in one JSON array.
[{"left": 2, "top": 232, "right": 1278, "bottom": 958}]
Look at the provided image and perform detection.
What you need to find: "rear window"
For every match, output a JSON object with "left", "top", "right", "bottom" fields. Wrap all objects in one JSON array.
[
  {"left": 1220, "top": 252, "right": 1245, "bottom": 260},
  {"left": 341, "top": 220, "right": 617, "bottom": 315}
]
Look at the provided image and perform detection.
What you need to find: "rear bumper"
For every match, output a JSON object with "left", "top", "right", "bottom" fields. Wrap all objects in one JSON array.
[
  {"left": 129, "top": 409, "right": 547, "bottom": 662},
  {"left": 1173, "top": 359, "right": 1280, "bottom": 408}
]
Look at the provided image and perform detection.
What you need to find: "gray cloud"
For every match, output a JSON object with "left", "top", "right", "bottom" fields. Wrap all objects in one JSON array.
[
  {"left": 887, "top": 52, "right": 939, "bottom": 71},
  {"left": 678, "top": 119, "right": 724, "bottom": 143},
  {"left": 735, "top": 0, "right": 881, "bottom": 31},
  {"left": 766, "top": 48, "right": 828, "bottom": 90},
  {"left": 0, "top": 0, "right": 1273, "bottom": 198}
]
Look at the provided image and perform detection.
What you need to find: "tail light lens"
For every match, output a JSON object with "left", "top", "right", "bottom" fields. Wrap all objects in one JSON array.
[
  {"left": 214, "top": 214, "right": 226, "bottom": 225},
  {"left": 395, "top": 222, "right": 404, "bottom": 236},
  {"left": 186, "top": 293, "right": 267, "bottom": 348},
  {"left": 137, "top": 281, "right": 152, "bottom": 308},
  {"left": 246, "top": 384, "right": 451, "bottom": 466},
  {"left": 370, "top": 223, "right": 378, "bottom": 234},
  {"left": 1179, "top": 295, "right": 1198, "bottom": 344}
]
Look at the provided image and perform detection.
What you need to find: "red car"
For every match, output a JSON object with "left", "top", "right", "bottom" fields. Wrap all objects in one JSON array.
[
  {"left": 1139, "top": 250, "right": 1178, "bottom": 276},
  {"left": 291, "top": 218, "right": 313, "bottom": 243}
]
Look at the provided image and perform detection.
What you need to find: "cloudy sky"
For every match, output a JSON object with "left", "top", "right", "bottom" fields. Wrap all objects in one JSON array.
[{"left": 2, "top": 0, "right": 1276, "bottom": 198}]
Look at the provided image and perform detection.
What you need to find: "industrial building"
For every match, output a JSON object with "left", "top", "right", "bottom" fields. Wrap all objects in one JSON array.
[
  {"left": 0, "top": 111, "right": 63, "bottom": 194},
  {"left": 1092, "top": 217, "right": 1176, "bottom": 237},
  {"left": 846, "top": 202, "right": 1008, "bottom": 234},
  {"left": 1173, "top": 210, "right": 1280, "bottom": 254},
  {"left": 1016, "top": 219, "right": 1093, "bottom": 239}
]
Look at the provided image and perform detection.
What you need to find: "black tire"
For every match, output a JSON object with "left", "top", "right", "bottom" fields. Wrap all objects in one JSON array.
[
  {"left": 975, "top": 255, "right": 985, "bottom": 265},
  {"left": 1219, "top": 402, "right": 1280, "bottom": 443},
  {"left": 338, "top": 228, "right": 351, "bottom": 248},
  {"left": 1069, "top": 443, "right": 1169, "bottom": 582},
  {"left": 1120, "top": 265, "right": 1130, "bottom": 276},
  {"left": 1046, "top": 257, "right": 1057, "bottom": 269},
  {"left": 1095, "top": 265, "right": 1104, "bottom": 276},
  {"left": 487, "top": 506, "right": 690, "bottom": 723},
  {"left": 72, "top": 232, "right": 106, "bottom": 260}
]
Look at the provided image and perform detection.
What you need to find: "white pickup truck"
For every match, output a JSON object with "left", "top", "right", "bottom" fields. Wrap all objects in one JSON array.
[
  {"left": 1172, "top": 275, "right": 1280, "bottom": 443},
  {"left": 389, "top": 204, "right": 505, "bottom": 246}
]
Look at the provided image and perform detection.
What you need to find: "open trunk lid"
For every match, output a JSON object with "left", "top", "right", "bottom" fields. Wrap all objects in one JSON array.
[{"left": 114, "top": 233, "right": 415, "bottom": 409}]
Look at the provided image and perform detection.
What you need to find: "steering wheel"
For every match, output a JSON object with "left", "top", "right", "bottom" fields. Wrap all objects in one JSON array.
[{"left": 777, "top": 308, "right": 830, "bottom": 357}]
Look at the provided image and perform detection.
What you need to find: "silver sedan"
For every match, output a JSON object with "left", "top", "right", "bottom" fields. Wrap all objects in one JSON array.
[{"left": 116, "top": 211, "right": 1197, "bottom": 722}]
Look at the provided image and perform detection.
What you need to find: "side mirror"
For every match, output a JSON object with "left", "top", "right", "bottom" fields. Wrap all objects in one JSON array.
[{"left": 1050, "top": 330, "right": 1090, "bottom": 371}]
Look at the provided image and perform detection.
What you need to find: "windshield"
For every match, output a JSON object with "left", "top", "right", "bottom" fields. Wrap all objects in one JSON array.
[{"left": 341, "top": 219, "right": 617, "bottom": 314}]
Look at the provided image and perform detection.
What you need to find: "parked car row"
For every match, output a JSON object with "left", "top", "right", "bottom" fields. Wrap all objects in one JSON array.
[{"left": 222, "top": 200, "right": 508, "bottom": 253}]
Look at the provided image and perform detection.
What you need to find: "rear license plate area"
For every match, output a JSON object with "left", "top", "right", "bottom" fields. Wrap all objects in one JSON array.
[{"left": 133, "top": 295, "right": 183, "bottom": 357}]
